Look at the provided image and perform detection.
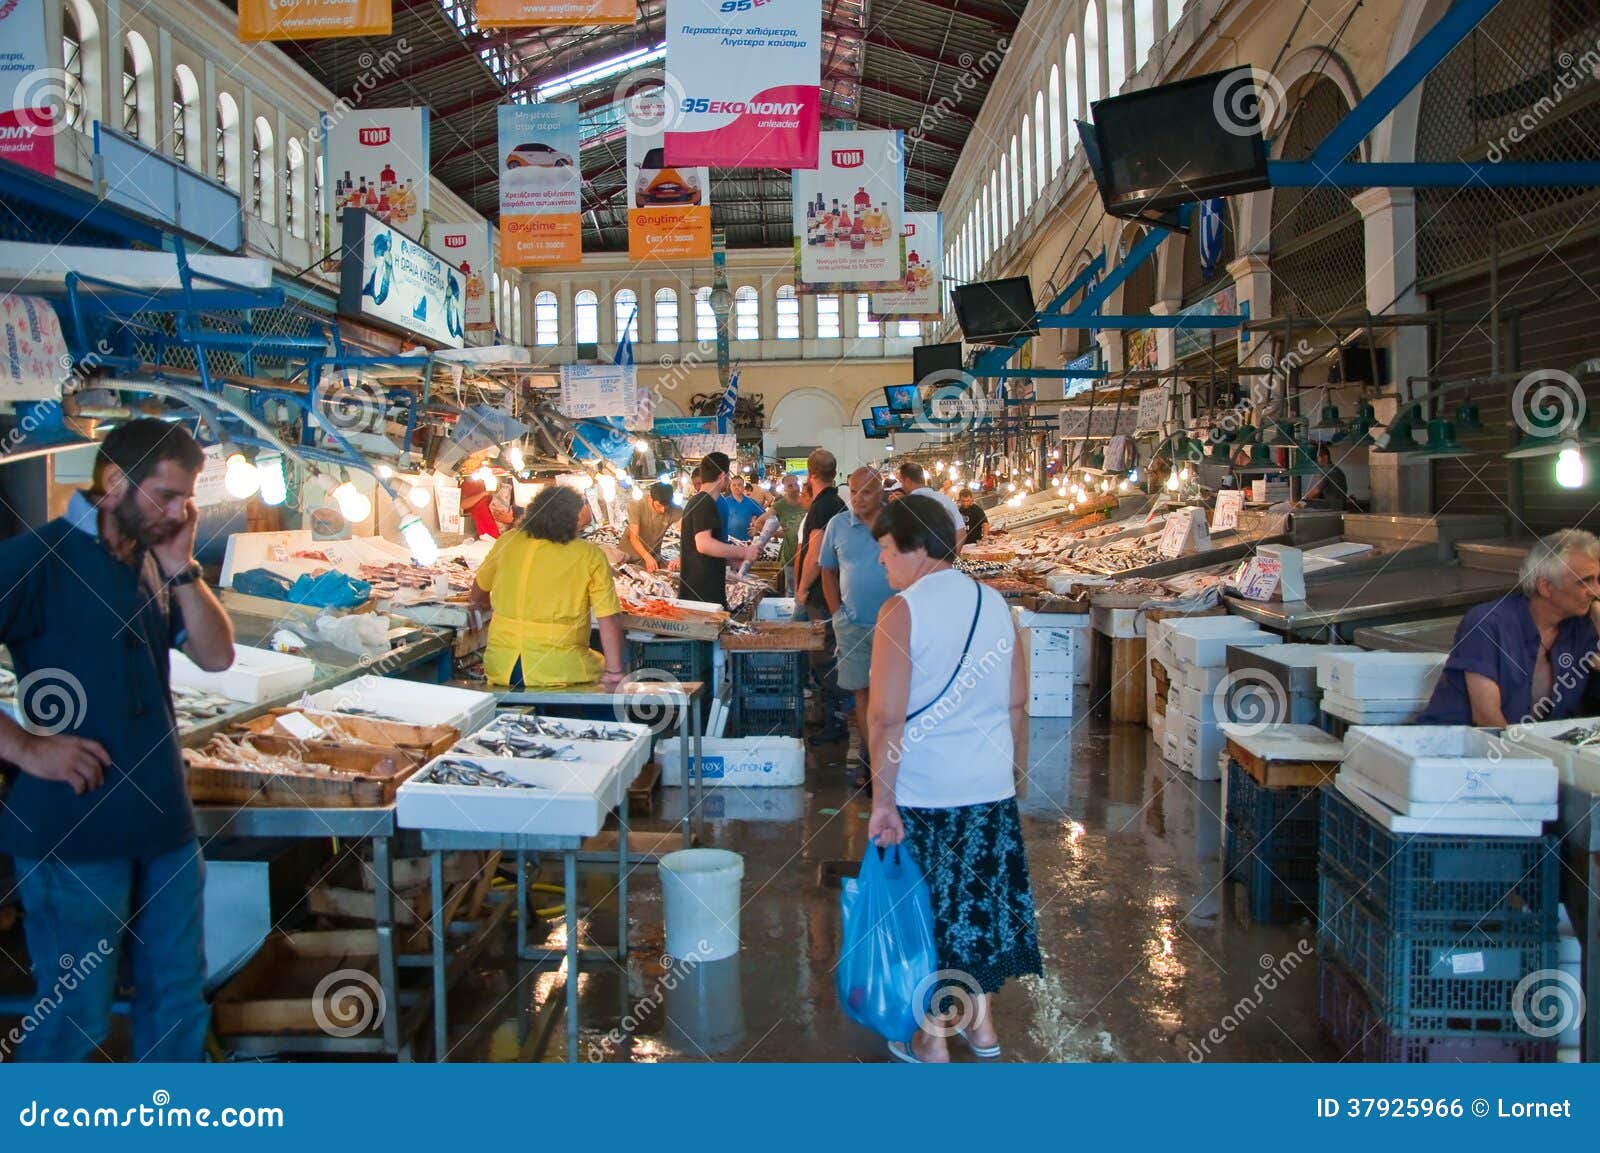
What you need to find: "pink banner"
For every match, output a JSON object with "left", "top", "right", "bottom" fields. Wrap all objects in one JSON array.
[
  {"left": 0, "top": 108, "right": 54, "bottom": 177},
  {"left": 665, "top": 86, "right": 819, "bottom": 169}
]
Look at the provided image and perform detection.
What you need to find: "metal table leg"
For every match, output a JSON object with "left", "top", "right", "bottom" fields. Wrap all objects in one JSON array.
[
  {"left": 516, "top": 851, "right": 529, "bottom": 961},
  {"left": 372, "top": 833, "right": 403, "bottom": 1059},
  {"left": 431, "top": 850, "right": 448, "bottom": 1062},
  {"left": 617, "top": 800, "right": 629, "bottom": 959},
  {"left": 678, "top": 700, "right": 692, "bottom": 848},
  {"left": 564, "top": 850, "right": 580, "bottom": 1062},
  {"left": 692, "top": 693, "right": 704, "bottom": 845}
]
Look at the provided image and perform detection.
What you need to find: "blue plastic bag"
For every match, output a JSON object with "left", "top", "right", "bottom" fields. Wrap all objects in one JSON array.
[{"left": 835, "top": 840, "right": 938, "bottom": 1042}]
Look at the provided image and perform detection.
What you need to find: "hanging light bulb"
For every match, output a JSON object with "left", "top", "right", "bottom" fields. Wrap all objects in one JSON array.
[
  {"left": 1128, "top": 468, "right": 1139, "bottom": 484},
  {"left": 598, "top": 474, "right": 618, "bottom": 503},
  {"left": 1119, "top": 479, "right": 1130, "bottom": 492},
  {"left": 257, "top": 453, "right": 287, "bottom": 506},
  {"left": 473, "top": 464, "right": 499, "bottom": 493},
  {"left": 399, "top": 514, "right": 440, "bottom": 565},
  {"left": 633, "top": 439, "right": 649, "bottom": 454},
  {"left": 507, "top": 443, "right": 526, "bottom": 471},
  {"left": 630, "top": 484, "right": 644, "bottom": 501},
  {"left": 377, "top": 463, "right": 394, "bottom": 480},
  {"left": 1165, "top": 470, "right": 1181, "bottom": 492},
  {"left": 223, "top": 452, "right": 260, "bottom": 499},
  {"left": 1556, "top": 443, "right": 1586, "bottom": 489},
  {"left": 406, "top": 482, "right": 431, "bottom": 508},
  {"left": 332, "top": 476, "right": 372, "bottom": 522}
]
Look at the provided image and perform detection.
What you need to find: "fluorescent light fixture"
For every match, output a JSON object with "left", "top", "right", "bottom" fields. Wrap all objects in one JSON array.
[
  {"left": 399, "top": 514, "right": 440, "bottom": 565},
  {"left": 257, "top": 454, "right": 288, "bottom": 506}
]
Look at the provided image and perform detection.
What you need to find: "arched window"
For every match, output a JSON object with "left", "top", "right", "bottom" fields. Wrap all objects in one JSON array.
[
  {"left": 574, "top": 289, "right": 599, "bottom": 344},
  {"left": 653, "top": 287, "right": 678, "bottom": 343},
  {"left": 613, "top": 288, "right": 639, "bottom": 342},
  {"left": 1033, "top": 94, "right": 1046, "bottom": 193},
  {"left": 284, "top": 138, "right": 306, "bottom": 237},
  {"left": 215, "top": 93, "right": 240, "bottom": 192},
  {"left": 733, "top": 285, "right": 759, "bottom": 341},
  {"left": 694, "top": 287, "right": 716, "bottom": 341},
  {"left": 121, "top": 32, "right": 154, "bottom": 143},
  {"left": 1084, "top": 3, "right": 1103, "bottom": 106},
  {"left": 496, "top": 276, "right": 506, "bottom": 334},
  {"left": 171, "top": 65, "right": 199, "bottom": 167},
  {"left": 251, "top": 117, "right": 276, "bottom": 224},
  {"left": 1106, "top": 0, "right": 1126, "bottom": 94},
  {"left": 511, "top": 285, "right": 522, "bottom": 344},
  {"left": 60, "top": 1, "right": 97, "bottom": 133},
  {"left": 493, "top": 273, "right": 502, "bottom": 331},
  {"left": 816, "top": 293, "right": 841, "bottom": 338},
  {"left": 991, "top": 169, "right": 1003, "bottom": 244},
  {"left": 1047, "top": 64, "right": 1063, "bottom": 174},
  {"left": 1134, "top": 0, "right": 1157, "bottom": 65},
  {"left": 1064, "top": 35, "right": 1082, "bottom": 155},
  {"left": 856, "top": 294, "right": 881, "bottom": 338},
  {"left": 534, "top": 290, "right": 559, "bottom": 345},
  {"left": 1011, "top": 134, "right": 1023, "bottom": 220},
  {"left": 775, "top": 285, "right": 800, "bottom": 339}
]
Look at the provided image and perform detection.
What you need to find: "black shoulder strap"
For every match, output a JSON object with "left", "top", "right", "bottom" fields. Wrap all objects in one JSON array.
[{"left": 906, "top": 582, "right": 985, "bottom": 722}]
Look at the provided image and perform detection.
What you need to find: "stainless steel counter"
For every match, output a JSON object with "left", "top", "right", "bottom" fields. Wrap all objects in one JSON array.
[
  {"left": 1225, "top": 563, "right": 1513, "bottom": 639},
  {"left": 1353, "top": 614, "right": 1464, "bottom": 653}
]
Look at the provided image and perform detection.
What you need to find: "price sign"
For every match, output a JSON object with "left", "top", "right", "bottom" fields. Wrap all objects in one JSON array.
[
  {"left": 1158, "top": 508, "right": 1212, "bottom": 558},
  {"left": 436, "top": 483, "right": 463, "bottom": 534},
  {"left": 1229, "top": 554, "right": 1283, "bottom": 601},
  {"left": 1213, "top": 490, "right": 1244, "bottom": 532}
]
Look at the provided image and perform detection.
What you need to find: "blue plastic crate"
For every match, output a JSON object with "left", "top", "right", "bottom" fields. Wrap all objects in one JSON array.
[
  {"left": 1230, "top": 847, "right": 1317, "bottom": 923},
  {"left": 627, "top": 637, "right": 713, "bottom": 684},
  {"left": 730, "top": 690, "right": 804, "bottom": 737},
  {"left": 1318, "top": 787, "right": 1558, "bottom": 933},
  {"left": 729, "top": 648, "right": 805, "bottom": 695},
  {"left": 1318, "top": 958, "right": 1554, "bottom": 1063},
  {"left": 1226, "top": 764, "right": 1319, "bottom": 853},
  {"left": 1318, "top": 871, "right": 1556, "bottom": 1036}
]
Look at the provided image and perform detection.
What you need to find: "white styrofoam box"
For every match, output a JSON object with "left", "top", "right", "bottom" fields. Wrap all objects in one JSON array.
[
  {"left": 1321, "top": 691, "right": 1428, "bottom": 725},
  {"left": 1161, "top": 722, "right": 1181, "bottom": 766},
  {"left": 1027, "top": 684, "right": 1074, "bottom": 717},
  {"left": 1220, "top": 722, "right": 1343, "bottom": 763},
  {"left": 1090, "top": 605, "right": 1143, "bottom": 639},
  {"left": 1180, "top": 662, "right": 1229, "bottom": 694},
  {"left": 1145, "top": 618, "right": 1175, "bottom": 668},
  {"left": 1179, "top": 685, "right": 1220, "bottom": 724},
  {"left": 657, "top": 737, "right": 805, "bottom": 787},
  {"left": 1495, "top": 719, "right": 1600, "bottom": 790},
  {"left": 304, "top": 674, "right": 497, "bottom": 735},
  {"left": 397, "top": 755, "right": 631, "bottom": 837},
  {"left": 1013, "top": 608, "right": 1090, "bottom": 632},
  {"left": 1150, "top": 701, "right": 1166, "bottom": 752},
  {"left": 1339, "top": 767, "right": 1557, "bottom": 822},
  {"left": 1316, "top": 651, "right": 1447, "bottom": 699},
  {"left": 657, "top": 784, "right": 805, "bottom": 822},
  {"left": 754, "top": 597, "right": 796, "bottom": 621},
  {"left": 1341, "top": 725, "right": 1557, "bottom": 807},
  {"left": 1559, "top": 906, "right": 1582, "bottom": 1049},
  {"left": 1180, "top": 715, "right": 1226, "bottom": 781},
  {"left": 1333, "top": 773, "right": 1548, "bottom": 837},
  {"left": 459, "top": 715, "right": 652, "bottom": 783},
  {"left": 1160, "top": 617, "right": 1263, "bottom": 665},
  {"left": 170, "top": 645, "right": 317, "bottom": 704},
  {"left": 1171, "top": 626, "right": 1283, "bottom": 668},
  {"left": 1022, "top": 630, "right": 1075, "bottom": 676}
]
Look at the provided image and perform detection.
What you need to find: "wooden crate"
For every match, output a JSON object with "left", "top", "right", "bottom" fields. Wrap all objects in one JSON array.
[
  {"left": 184, "top": 740, "right": 420, "bottom": 808},
  {"left": 1023, "top": 592, "right": 1092, "bottom": 614},
  {"left": 620, "top": 605, "right": 729, "bottom": 641},
  {"left": 1225, "top": 738, "right": 1340, "bottom": 789},
  {"left": 212, "top": 931, "right": 382, "bottom": 1036},
  {"left": 220, "top": 588, "right": 374, "bottom": 621},
  {"left": 236, "top": 711, "right": 458, "bottom": 763},
  {"left": 719, "top": 621, "right": 827, "bottom": 652}
]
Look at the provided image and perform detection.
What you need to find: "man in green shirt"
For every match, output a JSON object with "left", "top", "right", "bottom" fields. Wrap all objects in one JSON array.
[
  {"left": 621, "top": 482, "right": 677, "bottom": 571},
  {"left": 758, "top": 474, "right": 811, "bottom": 595}
]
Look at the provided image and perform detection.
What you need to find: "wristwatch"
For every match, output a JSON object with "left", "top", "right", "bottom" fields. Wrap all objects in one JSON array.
[{"left": 164, "top": 560, "right": 203, "bottom": 589}]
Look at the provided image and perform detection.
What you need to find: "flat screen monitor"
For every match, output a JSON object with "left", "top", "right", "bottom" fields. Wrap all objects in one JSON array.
[
  {"left": 861, "top": 418, "right": 889, "bottom": 440},
  {"left": 883, "top": 384, "right": 919, "bottom": 414},
  {"left": 870, "top": 405, "right": 910, "bottom": 432},
  {"left": 1089, "top": 68, "right": 1270, "bottom": 216},
  {"left": 912, "top": 342, "right": 964, "bottom": 387},
  {"left": 953, "top": 278, "right": 1038, "bottom": 345}
]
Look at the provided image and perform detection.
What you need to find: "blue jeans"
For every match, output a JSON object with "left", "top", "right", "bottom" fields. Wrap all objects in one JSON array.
[{"left": 12, "top": 842, "right": 208, "bottom": 1062}]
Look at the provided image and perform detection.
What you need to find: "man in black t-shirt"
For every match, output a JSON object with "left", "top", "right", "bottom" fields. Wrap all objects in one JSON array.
[
  {"left": 791, "top": 448, "right": 848, "bottom": 741},
  {"left": 677, "top": 452, "right": 758, "bottom": 607},
  {"left": 958, "top": 488, "right": 988, "bottom": 546}
]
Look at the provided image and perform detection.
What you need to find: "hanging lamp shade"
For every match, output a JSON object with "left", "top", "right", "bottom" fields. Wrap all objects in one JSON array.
[
  {"left": 1287, "top": 442, "right": 1323, "bottom": 474},
  {"left": 1505, "top": 419, "right": 1600, "bottom": 458},
  {"left": 1453, "top": 402, "right": 1483, "bottom": 431},
  {"left": 1415, "top": 419, "right": 1471, "bottom": 458},
  {"left": 1346, "top": 403, "right": 1379, "bottom": 444},
  {"left": 1309, "top": 404, "right": 1344, "bottom": 439},
  {"left": 1233, "top": 425, "right": 1258, "bottom": 446},
  {"left": 1248, "top": 441, "right": 1276, "bottom": 467},
  {"left": 1373, "top": 405, "right": 1425, "bottom": 453}
]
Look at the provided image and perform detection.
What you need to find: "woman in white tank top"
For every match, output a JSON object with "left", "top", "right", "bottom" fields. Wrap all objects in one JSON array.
[{"left": 863, "top": 496, "right": 1042, "bottom": 1064}]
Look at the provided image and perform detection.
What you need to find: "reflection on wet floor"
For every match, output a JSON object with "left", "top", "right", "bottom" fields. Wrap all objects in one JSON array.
[{"left": 447, "top": 705, "right": 1334, "bottom": 1063}]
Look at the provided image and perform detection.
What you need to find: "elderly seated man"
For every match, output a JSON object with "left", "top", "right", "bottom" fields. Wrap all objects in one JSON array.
[{"left": 1418, "top": 528, "right": 1600, "bottom": 727}]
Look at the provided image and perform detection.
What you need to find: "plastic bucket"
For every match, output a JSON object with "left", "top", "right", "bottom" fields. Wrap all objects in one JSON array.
[{"left": 658, "top": 849, "right": 744, "bottom": 963}]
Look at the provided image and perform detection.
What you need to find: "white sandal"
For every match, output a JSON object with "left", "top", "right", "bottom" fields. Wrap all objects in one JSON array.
[
  {"left": 956, "top": 1027, "right": 1001, "bottom": 1058},
  {"left": 887, "top": 1039, "right": 924, "bottom": 1063}
]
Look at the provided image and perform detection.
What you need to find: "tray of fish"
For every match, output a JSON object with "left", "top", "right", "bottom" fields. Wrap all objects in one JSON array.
[
  {"left": 397, "top": 750, "right": 637, "bottom": 836},
  {"left": 458, "top": 713, "right": 651, "bottom": 773}
]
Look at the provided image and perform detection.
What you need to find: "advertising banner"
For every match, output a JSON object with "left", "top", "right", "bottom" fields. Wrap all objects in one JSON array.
[
  {"left": 0, "top": 0, "right": 54, "bottom": 177},
  {"left": 499, "top": 104, "right": 581, "bottom": 267},
  {"left": 434, "top": 221, "right": 493, "bottom": 334},
  {"left": 664, "top": 0, "right": 821, "bottom": 169},
  {"left": 626, "top": 93, "right": 710, "bottom": 262},
  {"left": 792, "top": 131, "right": 905, "bottom": 292},
  {"left": 477, "top": 0, "right": 632, "bottom": 26},
  {"left": 0, "top": 293, "right": 70, "bottom": 400},
  {"left": 869, "top": 212, "right": 942, "bottom": 320},
  {"left": 338, "top": 210, "right": 465, "bottom": 349},
  {"left": 238, "top": 0, "right": 391, "bottom": 40},
  {"left": 321, "top": 108, "right": 429, "bottom": 272}
]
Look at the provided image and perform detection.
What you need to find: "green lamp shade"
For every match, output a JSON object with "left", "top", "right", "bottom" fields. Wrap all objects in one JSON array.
[
  {"left": 1417, "top": 419, "right": 1470, "bottom": 457},
  {"left": 1309, "top": 405, "right": 1344, "bottom": 435},
  {"left": 1248, "top": 442, "right": 1275, "bottom": 466},
  {"left": 1454, "top": 402, "right": 1483, "bottom": 431},
  {"left": 1288, "top": 443, "right": 1323, "bottom": 474}
]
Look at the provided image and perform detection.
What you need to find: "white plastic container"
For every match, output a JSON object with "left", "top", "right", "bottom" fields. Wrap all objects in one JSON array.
[
  {"left": 170, "top": 645, "right": 316, "bottom": 704},
  {"left": 1171, "top": 626, "right": 1283, "bottom": 669},
  {"left": 1021, "top": 626, "right": 1075, "bottom": 673},
  {"left": 754, "top": 597, "right": 796, "bottom": 621},
  {"left": 1320, "top": 691, "right": 1429, "bottom": 725},
  {"left": 1181, "top": 662, "right": 1229, "bottom": 694},
  {"left": 1179, "top": 685, "right": 1220, "bottom": 724},
  {"left": 1341, "top": 725, "right": 1557, "bottom": 806},
  {"left": 304, "top": 674, "right": 497, "bottom": 735},
  {"left": 1317, "top": 651, "right": 1447, "bottom": 699},
  {"left": 657, "top": 736, "right": 805, "bottom": 787},
  {"left": 1026, "top": 681, "right": 1074, "bottom": 718},
  {"left": 659, "top": 848, "right": 744, "bottom": 962},
  {"left": 1162, "top": 722, "right": 1182, "bottom": 766},
  {"left": 1333, "top": 773, "right": 1548, "bottom": 837},
  {"left": 1502, "top": 719, "right": 1600, "bottom": 790},
  {"left": 396, "top": 755, "right": 632, "bottom": 837},
  {"left": 1180, "top": 714, "right": 1225, "bottom": 781}
]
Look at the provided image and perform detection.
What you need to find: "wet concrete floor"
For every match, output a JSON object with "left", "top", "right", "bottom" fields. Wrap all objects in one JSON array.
[{"left": 446, "top": 706, "right": 1335, "bottom": 1063}]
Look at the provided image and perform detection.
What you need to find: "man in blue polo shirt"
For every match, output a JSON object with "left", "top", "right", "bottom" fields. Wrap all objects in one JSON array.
[
  {"left": 1419, "top": 529, "right": 1600, "bottom": 726},
  {"left": 717, "top": 472, "right": 766, "bottom": 541},
  {"left": 0, "top": 419, "right": 235, "bottom": 1062},
  {"left": 820, "top": 467, "right": 893, "bottom": 784}
]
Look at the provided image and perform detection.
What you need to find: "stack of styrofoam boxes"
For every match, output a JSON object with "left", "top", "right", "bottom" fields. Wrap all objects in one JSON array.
[
  {"left": 1222, "top": 644, "right": 1363, "bottom": 728},
  {"left": 1015, "top": 606, "right": 1091, "bottom": 685},
  {"left": 1316, "top": 651, "right": 1447, "bottom": 729},
  {"left": 1162, "top": 617, "right": 1283, "bottom": 779},
  {"left": 1015, "top": 607, "right": 1077, "bottom": 717},
  {"left": 1319, "top": 725, "right": 1562, "bottom": 1061}
]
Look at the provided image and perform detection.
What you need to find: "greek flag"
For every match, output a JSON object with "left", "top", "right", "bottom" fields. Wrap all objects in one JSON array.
[
  {"left": 613, "top": 306, "right": 637, "bottom": 366},
  {"left": 717, "top": 368, "right": 740, "bottom": 433}
]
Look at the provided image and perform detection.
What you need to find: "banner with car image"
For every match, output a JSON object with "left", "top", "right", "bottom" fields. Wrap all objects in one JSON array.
[
  {"left": 498, "top": 103, "right": 582, "bottom": 267},
  {"left": 869, "top": 212, "right": 942, "bottom": 320},
  {"left": 792, "top": 129, "right": 905, "bottom": 292},
  {"left": 625, "top": 94, "right": 711, "bottom": 262}
]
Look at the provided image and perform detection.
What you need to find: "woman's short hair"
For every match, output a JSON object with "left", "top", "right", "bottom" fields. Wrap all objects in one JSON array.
[
  {"left": 871, "top": 494, "right": 957, "bottom": 562},
  {"left": 519, "top": 484, "right": 585, "bottom": 543},
  {"left": 1519, "top": 528, "right": 1600, "bottom": 597}
]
